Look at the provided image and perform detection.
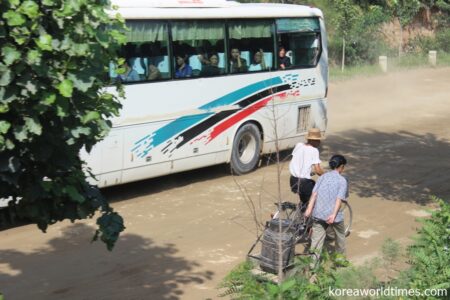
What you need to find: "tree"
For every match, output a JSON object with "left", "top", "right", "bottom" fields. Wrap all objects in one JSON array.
[
  {"left": 0, "top": 0, "right": 126, "bottom": 250},
  {"left": 332, "top": 0, "right": 362, "bottom": 71}
]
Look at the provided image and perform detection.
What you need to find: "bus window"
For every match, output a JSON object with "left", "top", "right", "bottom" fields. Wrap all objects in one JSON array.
[
  {"left": 228, "top": 20, "right": 275, "bottom": 74},
  {"left": 114, "top": 21, "right": 170, "bottom": 83},
  {"left": 171, "top": 21, "right": 225, "bottom": 78},
  {"left": 276, "top": 18, "right": 321, "bottom": 69}
]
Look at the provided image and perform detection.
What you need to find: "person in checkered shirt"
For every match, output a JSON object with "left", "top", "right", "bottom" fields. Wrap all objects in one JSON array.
[{"left": 304, "top": 154, "right": 348, "bottom": 267}]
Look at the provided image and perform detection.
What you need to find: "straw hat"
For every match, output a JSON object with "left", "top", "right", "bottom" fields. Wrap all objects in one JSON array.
[{"left": 305, "top": 128, "right": 323, "bottom": 140}]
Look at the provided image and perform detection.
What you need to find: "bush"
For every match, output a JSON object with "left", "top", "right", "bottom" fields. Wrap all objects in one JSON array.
[
  {"left": 407, "top": 35, "right": 439, "bottom": 54},
  {"left": 436, "top": 28, "right": 450, "bottom": 52},
  {"left": 401, "top": 197, "right": 450, "bottom": 296}
]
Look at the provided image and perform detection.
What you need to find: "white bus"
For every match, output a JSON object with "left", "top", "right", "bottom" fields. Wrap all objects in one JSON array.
[{"left": 82, "top": 0, "right": 329, "bottom": 188}]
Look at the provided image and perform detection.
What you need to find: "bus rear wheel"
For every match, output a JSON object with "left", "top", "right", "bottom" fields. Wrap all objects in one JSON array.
[{"left": 230, "top": 123, "right": 261, "bottom": 175}]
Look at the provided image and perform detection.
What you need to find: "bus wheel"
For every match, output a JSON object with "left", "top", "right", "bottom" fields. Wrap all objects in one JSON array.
[{"left": 230, "top": 123, "right": 261, "bottom": 175}]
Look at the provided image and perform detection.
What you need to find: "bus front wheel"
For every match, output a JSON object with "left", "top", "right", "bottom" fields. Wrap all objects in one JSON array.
[{"left": 230, "top": 123, "right": 261, "bottom": 175}]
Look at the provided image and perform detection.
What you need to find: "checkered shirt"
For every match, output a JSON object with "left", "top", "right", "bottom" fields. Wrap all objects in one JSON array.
[{"left": 311, "top": 170, "right": 348, "bottom": 223}]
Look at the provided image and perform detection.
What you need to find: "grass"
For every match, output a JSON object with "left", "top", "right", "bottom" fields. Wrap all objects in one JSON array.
[
  {"left": 330, "top": 64, "right": 382, "bottom": 81},
  {"left": 330, "top": 51, "right": 450, "bottom": 81}
]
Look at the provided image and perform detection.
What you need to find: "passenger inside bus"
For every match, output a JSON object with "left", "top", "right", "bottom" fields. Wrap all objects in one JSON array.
[
  {"left": 278, "top": 46, "right": 292, "bottom": 70},
  {"left": 196, "top": 41, "right": 213, "bottom": 66},
  {"left": 147, "top": 64, "right": 162, "bottom": 80},
  {"left": 200, "top": 53, "right": 222, "bottom": 76},
  {"left": 230, "top": 48, "right": 248, "bottom": 73},
  {"left": 117, "top": 60, "right": 140, "bottom": 82},
  {"left": 175, "top": 54, "right": 193, "bottom": 78},
  {"left": 249, "top": 49, "right": 266, "bottom": 72}
]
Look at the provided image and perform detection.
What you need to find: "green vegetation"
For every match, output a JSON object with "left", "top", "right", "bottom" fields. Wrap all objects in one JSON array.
[
  {"left": 330, "top": 64, "right": 383, "bottom": 81},
  {"left": 220, "top": 198, "right": 450, "bottom": 299},
  {"left": 0, "top": 0, "right": 126, "bottom": 250},
  {"left": 243, "top": 1, "right": 450, "bottom": 74},
  {"left": 396, "top": 197, "right": 450, "bottom": 295},
  {"left": 330, "top": 51, "right": 450, "bottom": 80}
]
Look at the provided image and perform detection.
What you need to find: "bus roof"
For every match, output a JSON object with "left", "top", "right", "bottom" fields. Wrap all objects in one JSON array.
[{"left": 110, "top": 0, "right": 323, "bottom": 19}]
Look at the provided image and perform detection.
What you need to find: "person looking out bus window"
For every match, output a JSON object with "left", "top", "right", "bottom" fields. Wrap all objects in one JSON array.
[
  {"left": 175, "top": 54, "right": 192, "bottom": 78},
  {"left": 249, "top": 49, "right": 266, "bottom": 72},
  {"left": 200, "top": 53, "right": 221, "bottom": 77},
  {"left": 304, "top": 155, "right": 348, "bottom": 268},
  {"left": 147, "top": 64, "right": 161, "bottom": 81},
  {"left": 117, "top": 60, "right": 140, "bottom": 83},
  {"left": 230, "top": 48, "right": 248, "bottom": 73},
  {"left": 278, "top": 46, "right": 291, "bottom": 70},
  {"left": 289, "top": 128, "right": 324, "bottom": 209}
]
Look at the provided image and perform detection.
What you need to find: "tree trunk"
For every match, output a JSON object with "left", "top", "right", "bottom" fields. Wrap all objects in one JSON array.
[
  {"left": 271, "top": 103, "right": 284, "bottom": 284},
  {"left": 341, "top": 37, "right": 346, "bottom": 72},
  {"left": 398, "top": 18, "right": 403, "bottom": 57}
]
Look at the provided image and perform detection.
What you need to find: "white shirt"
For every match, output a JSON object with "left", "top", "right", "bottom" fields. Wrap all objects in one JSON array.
[{"left": 289, "top": 143, "right": 321, "bottom": 179}]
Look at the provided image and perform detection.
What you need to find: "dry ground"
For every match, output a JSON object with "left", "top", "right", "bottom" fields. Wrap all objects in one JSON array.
[{"left": 1, "top": 67, "right": 449, "bottom": 300}]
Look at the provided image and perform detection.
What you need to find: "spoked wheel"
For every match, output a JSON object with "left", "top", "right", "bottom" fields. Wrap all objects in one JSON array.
[
  {"left": 340, "top": 201, "right": 353, "bottom": 237},
  {"left": 230, "top": 123, "right": 261, "bottom": 175}
]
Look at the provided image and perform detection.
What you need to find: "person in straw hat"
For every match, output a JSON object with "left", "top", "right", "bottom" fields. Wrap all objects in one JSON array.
[{"left": 288, "top": 128, "right": 324, "bottom": 210}]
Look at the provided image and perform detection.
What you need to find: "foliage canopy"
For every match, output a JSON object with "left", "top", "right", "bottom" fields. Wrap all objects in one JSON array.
[{"left": 0, "top": 0, "right": 126, "bottom": 249}]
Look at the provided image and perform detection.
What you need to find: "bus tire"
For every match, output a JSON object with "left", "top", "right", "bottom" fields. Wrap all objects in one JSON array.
[{"left": 230, "top": 123, "right": 261, "bottom": 175}]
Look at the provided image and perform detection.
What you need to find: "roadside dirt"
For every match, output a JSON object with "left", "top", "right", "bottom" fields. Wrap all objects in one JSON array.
[{"left": 1, "top": 67, "right": 449, "bottom": 300}]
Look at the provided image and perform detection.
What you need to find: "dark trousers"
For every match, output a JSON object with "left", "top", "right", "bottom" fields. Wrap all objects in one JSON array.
[{"left": 289, "top": 176, "right": 316, "bottom": 207}]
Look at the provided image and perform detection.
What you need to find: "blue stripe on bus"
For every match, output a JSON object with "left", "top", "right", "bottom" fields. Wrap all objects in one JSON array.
[
  {"left": 199, "top": 77, "right": 283, "bottom": 110},
  {"left": 132, "top": 76, "right": 283, "bottom": 156},
  {"left": 136, "top": 112, "right": 215, "bottom": 157}
]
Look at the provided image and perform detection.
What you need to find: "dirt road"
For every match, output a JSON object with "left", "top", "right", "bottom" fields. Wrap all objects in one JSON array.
[{"left": 1, "top": 68, "right": 449, "bottom": 300}]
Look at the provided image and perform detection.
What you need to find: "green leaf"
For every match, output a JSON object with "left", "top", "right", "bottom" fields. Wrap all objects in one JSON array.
[
  {"left": 81, "top": 111, "right": 100, "bottom": 124},
  {"left": 72, "top": 43, "right": 89, "bottom": 56},
  {"left": 0, "top": 121, "right": 11, "bottom": 134},
  {"left": 27, "top": 49, "right": 42, "bottom": 65},
  {"left": 10, "top": 27, "right": 29, "bottom": 45},
  {"left": 2, "top": 11, "right": 26, "bottom": 26},
  {"left": 56, "top": 98, "right": 69, "bottom": 117},
  {"left": 267, "top": 283, "right": 279, "bottom": 296},
  {"left": 57, "top": 79, "right": 73, "bottom": 98},
  {"left": 110, "top": 30, "right": 127, "bottom": 45},
  {"left": 71, "top": 126, "right": 91, "bottom": 138},
  {"left": 42, "top": 0, "right": 55, "bottom": 6},
  {"left": 0, "top": 69, "right": 13, "bottom": 86},
  {"left": 0, "top": 86, "right": 18, "bottom": 103},
  {"left": 24, "top": 117, "right": 42, "bottom": 135},
  {"left": 67, "top": 73, "right": 95, "bottom": 92},
  {"left": 20, "top": 1, "right": 40, "bottom": 19},
  {"left": 13, "top": 126, "right": 28, "bottom": 142},
  {"left": 35, "top": 34, "right": 53, "bottom": 51},
  {"left": 24, "top": 81, "right": 38, "bottom": 95},
  {"left": 65, "top": 186, "right": 85, "bottom": 203},
  {"left": 9, "top": 0, "right": 21, "bottom": 7},
  {"left": 2, "top": 45, "right": 21, "bottom": 66},
  {"left": 0, "top": 104, "right": 9, "bottom": 113},
  {"left": 0, "top": 136, "right": 5, "bottom": 151},
  {"left": 42, "top": 93, "right": 56, "bottom": 105},
  {"left": 280, "top": 279, "right": 296, "bottom": 292},
  {"left": 5, "top": 139, "right": 14, "bottom": 149}
]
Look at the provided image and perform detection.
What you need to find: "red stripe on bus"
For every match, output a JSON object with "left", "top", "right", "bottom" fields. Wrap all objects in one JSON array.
[{"left": 207, "top": 91, "right": 288, "bottom": 143}]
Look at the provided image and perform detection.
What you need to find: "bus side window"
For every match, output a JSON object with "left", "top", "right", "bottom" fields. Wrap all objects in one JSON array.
[
  {"left": 228, "top": 20, "right": 275, "bottom": 74},
  {"left": 114, "top": 21, "right": 170, "bottom": 83},
  {"left": 276, "top": 18, "right": 321, "bottom": 69},
  {"left": 171, "top": 21, "right": 225, "bottom": 79}
]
